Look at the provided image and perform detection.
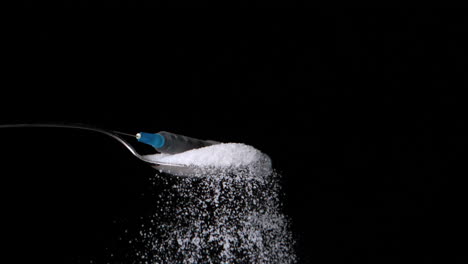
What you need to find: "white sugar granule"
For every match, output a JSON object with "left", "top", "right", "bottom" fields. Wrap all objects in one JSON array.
[
  {"left": 131, "top": 143, "right": 296, "bottom": 264},
  {"left": 144, "top": 143, "right": 267, "bottom": 168}
]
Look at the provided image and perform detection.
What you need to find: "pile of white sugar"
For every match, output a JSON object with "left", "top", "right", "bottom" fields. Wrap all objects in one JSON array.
[
  {"left": 130, "top": 142, "right": 296, "bottom": 264},
  {"left": 144, "top": 143, "right": 267, "bottom": 168}
]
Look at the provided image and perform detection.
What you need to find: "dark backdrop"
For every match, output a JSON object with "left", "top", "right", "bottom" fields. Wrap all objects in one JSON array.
[{"left": 3, "top": 10, "right": 468, "bottom": 263}]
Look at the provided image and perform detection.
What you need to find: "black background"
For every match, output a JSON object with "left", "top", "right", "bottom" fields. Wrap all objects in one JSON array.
[{"left": 2, "top": 9, "right": 468, "bottom": 263}]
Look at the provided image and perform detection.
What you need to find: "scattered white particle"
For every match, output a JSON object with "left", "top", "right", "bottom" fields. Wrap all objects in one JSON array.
[{"left": 133, "top": 143, "right": 296, "bottom": 263}]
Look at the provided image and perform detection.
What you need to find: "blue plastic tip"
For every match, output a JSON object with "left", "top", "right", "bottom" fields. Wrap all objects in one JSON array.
[{"left": 136, "top": 132, "right": 165, "bottom": 148}]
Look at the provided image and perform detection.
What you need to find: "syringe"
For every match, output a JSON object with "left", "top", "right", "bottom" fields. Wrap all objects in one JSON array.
[{"left": 136, "top": 131, "right": 219, "bottom": 154}]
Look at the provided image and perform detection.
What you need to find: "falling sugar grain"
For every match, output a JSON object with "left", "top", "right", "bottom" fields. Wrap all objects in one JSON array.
[{"left": 131, "top": 143, "right": 297, "bottom": 263}]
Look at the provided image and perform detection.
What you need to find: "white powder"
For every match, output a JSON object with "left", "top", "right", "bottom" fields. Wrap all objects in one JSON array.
[
  {"left": 144, "top": 143, "right": 267, "bottom": 168},
  {"left": 131, "top": 143, "right": 296, "bottom": 264}
]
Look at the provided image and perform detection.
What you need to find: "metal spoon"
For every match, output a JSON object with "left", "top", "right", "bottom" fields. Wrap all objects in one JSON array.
[{"left": 0, "top": 123, "right": 186, "bottom": 168}]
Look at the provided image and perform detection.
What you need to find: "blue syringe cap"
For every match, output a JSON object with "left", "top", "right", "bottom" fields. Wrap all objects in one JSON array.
[{"left": 136, "top": 132, "right": 165, "bottom": 149}]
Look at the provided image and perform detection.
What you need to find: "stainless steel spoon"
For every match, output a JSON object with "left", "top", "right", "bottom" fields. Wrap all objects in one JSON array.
[{"left": 0, "top": 123, "right": 185, "bottom": 168}]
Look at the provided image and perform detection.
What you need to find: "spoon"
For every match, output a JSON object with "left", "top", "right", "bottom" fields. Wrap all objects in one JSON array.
[{"left": 0, "top": 123, "right": 186, "bottom": 168}]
